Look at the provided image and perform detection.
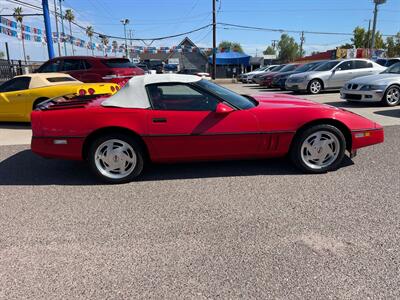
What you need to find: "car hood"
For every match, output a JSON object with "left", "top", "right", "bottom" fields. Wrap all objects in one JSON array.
[
  {"left": 261, "top": 71, "right": 279, "bottom": 78},
  {"left": 274, "top": 71, "right": 297, "bottom": 78},
  {"left": 289, "top": 70, "right": 316, "bottom": 78},
  {"left": 347, "top": 73, "right": 400, "bottom": 85}
]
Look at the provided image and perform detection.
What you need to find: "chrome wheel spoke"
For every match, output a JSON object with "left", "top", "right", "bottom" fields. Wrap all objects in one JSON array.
[
  {"left": 301, "top": 131, "right": 340, "bottom": 170},
  {"left": 94, "top": 139, "right": 137, "bottom": 179}
]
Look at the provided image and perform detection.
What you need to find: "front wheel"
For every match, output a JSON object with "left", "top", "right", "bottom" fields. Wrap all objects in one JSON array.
[
  {"left": 290, "top": 125, "right": 346, "bottom": 173},
  {"left": 88, "top": 133, "right": 145, "bottom": 183},
  {"left": 382, "top": 85, "right": 400, "bottom": 106},
  {"left": 307, "top": 79, "right": 322, "bottom": 94}
]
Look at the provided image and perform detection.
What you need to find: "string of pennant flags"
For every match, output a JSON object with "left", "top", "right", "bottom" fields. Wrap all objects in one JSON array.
[{"left": 0, "top": 16, "right": 212, "bottom": 54}]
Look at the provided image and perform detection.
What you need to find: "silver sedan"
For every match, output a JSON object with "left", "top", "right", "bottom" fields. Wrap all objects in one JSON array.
[
  {"left": 286, "top": 59, "right": 385, "bottom": 94},
  {"left": 340, "top": 62, "right": 400, "bottom": 106}
]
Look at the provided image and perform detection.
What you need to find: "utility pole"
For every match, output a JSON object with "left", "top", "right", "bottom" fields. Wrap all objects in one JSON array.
[
  {"left": 371, "top": 0, "right": 386, "bottom": 51},
  {"left": 128, "top": 29, "right": 133, "bottom": 46},
  {"left": 42, "top": 0, "right": 55, "bottom": 59},
  {"left": 53, "top": 0, "right": 61, "bottom": 56},
  {"left": 59, "top": 0, "right": 67, "bottom": 55},
  {"left": 366, "top": 19, "right": 371, "bottom": 50},
  {"left": 271, "top": 39, "right": 279, "bottom": 51},
  {"left": 300, "top": 31, "right": 305, "bottom": 57},
  {"left": 121, "top": 19, "right": 129, "bottom": 58},
  {"left": 212, "top": 0, "right": 216, "bottom": 80}
]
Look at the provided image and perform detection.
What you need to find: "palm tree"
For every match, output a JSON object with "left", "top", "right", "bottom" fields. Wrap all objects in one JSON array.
[
  {"left": 100, "top": 35, "right": 109, "bottom": 56},
  {"left": 112, "top": 40, "right": 118, "bottom": 56},
  {"left": 85, "top": 26, "right": 94, "bottom": 56},
  {"left": 13, "top": 7, "right": 27, "bottom": 63},
  {"left": 64, "top": 9, "right": 75, "bottom": 55}
]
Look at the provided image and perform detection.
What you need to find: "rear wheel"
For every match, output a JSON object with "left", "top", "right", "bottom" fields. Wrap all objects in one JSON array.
[
  {"left": 88, "top": 133, "right": 144, "bottom": 183},
  {"left": 382, "top": 85, "right": 400, "bottom": 106},
  {"left": 290, "top": 125, "right": 346, "bottom": 173},
  {"left": 307, "top": 79, "right": 322, "bottom": 94}
]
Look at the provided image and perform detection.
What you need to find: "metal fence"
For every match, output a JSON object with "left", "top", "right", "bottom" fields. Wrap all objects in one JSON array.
[{"left": 0, "top": 59, "right": 44, "bottom": 82}]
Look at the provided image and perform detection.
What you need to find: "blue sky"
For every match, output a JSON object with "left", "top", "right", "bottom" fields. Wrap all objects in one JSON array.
[{"left": 1, "top": 0, "right": 400, "bottom": 61}]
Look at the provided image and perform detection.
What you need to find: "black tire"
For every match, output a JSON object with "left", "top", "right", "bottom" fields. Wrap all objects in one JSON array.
[
  {"left": 382, "top": 85, "right": 400, "bottom": 107},
  {"left": 32, "top": 97, "right": 49, "bottom": 110},
  {"left": 290, "top": 124, "right": 346, "bottom": 174},
  {"left": 87, "top": 133, "right": 145, "bottom": 184},
  {"left": 307, "top": 79, "right": 323, "bottom": 94}
]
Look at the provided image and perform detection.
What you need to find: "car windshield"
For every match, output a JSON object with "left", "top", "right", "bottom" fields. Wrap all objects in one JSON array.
[
  {"left": 376, "top": 59, "right": 387, "bottom": 66},
  {"left": 102, "top": 58, "right": 137, "bottom": 68},
  {"left": 381, "top": 62, "right": 400, "bottom": 74},
  {"left": 270, "top": 65, "right": 285, "bottom": 72},
  {"left": 195, "top": 79, "right": 256, "bottom": 110},
  {"left": 295, "top": 62, "right": 321, "bottom": 73},
  {"left": 313, "top": 61, "right": 340, "bottom": 71},
  {"left": 279, "top": 64, "right": 298, "bottom": 72}
]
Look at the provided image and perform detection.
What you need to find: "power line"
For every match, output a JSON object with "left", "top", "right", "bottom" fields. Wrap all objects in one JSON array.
[
  {"left": 6, "top": 0, "right": 213, "bottom": 42},
  {"left": 218, "top": 22, "right": 397, "bottom": 37}
]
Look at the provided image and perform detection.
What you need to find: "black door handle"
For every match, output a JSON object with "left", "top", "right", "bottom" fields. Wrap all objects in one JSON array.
[{"left": 152, "top": 118, "right": 167, "bottom": 123}]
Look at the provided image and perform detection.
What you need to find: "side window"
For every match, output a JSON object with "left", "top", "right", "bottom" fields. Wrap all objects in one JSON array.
[
  {"left": 62, "top": 59, "right": 86, "bottom": 71},
  {"left": 0, "top": 77, "right": 31, "bottom": 93},
  {"left": 336, "top": 61, "right": 354, "bottom": 71},
  {"left": 82, "top": 60, "right": 92, "bottom": 69},
  {"left": 147, "top": 83, "right": 218, "bottom": 111},
  {"left": 354, "top": 61, "right": 372, "bottom": 69},
  {"left": 38, "top": 60, "right": 61, "bottom": 72}
]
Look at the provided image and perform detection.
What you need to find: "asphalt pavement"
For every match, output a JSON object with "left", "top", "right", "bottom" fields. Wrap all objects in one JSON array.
[
  {"left": 0, "top": 83, "right": 399, "bottom": 298},
  {"left": 0, "top": 123, "right": 399, "bottom": 298}
]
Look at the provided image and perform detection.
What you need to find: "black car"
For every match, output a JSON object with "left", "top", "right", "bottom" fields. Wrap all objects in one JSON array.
[
  {"left": 271, "top": 61, "right": 327, "bottom": 90},
  {"left": 136, "top": 63, "right": 150, "bottom": 74}
]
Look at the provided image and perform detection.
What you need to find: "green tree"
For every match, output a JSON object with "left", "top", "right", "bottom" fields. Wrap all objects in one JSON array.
[
  {"left": 64, "top": 9, "right": 75, "bottom": 55},
  {"left": 86, "top": 26, "right": 94, "bottom": 56},
  {"left": 277, "top": 34, "right": 300, "bottom": 63},
  {"left": 0, "top": 51, "right": 4, "bottom": 59},
  {"left": 218, "top": 41, "right": 243, "bottom": 53},
  {"left": 339, "top": 43, "right": 354, "bottom": 49},
  {"left": 263, "top": 46, "right": 276, "bottom": 55},
  {"left": 373, "top": 31, "right": 385, "bottom": 49},
  {"left": 385, "top": 33, "right": 400, "bottom": 57},
  {"left": 13, "top": 7, "right": 27, "bottom": 63},
  {"left": 350, "top": 26, "right": 385, "bottom": 49},
  {"left": 351, "top": 26, "right": 366, "bottom": 48}
]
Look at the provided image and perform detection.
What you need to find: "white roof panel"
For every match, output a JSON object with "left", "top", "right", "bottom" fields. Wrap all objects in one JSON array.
[{"left": 101, "top": 74, "right": 202, "bottom": 109}]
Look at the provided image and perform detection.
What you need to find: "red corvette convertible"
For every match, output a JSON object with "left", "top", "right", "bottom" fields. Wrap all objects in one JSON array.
[{"left": 31, "top": 74, "right": 384, "bottom": 183}]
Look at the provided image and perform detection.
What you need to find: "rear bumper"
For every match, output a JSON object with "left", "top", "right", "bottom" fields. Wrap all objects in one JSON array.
[
  {"left": 351, "top": 127, "right": 384, "bottom": 151},
  {"left": 31, "top": 136, "right": 85, "bottom": 160}
]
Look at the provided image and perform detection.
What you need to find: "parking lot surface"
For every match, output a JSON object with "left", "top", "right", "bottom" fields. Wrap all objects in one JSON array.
[{"left": 0, "top": 84, "right": 399, "bottom": 298}]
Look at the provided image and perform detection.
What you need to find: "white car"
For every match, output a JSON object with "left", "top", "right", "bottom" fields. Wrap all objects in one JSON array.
[{"left": 241, "top": 65, "right": 278, "bottom": 83}]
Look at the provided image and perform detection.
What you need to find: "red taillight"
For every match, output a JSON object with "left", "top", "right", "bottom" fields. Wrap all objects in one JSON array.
[
  {"left": 115, "top": 86, "right": 120, "bottom": 91},
  {"left": 88, "top": 88, "right": 95, "bottom": 95},
  {"left": 79, "top": 89, "right": 86, "bottom": 96},
  {"left": 110, "top": 86, "right": 115, "bottom": 92}
]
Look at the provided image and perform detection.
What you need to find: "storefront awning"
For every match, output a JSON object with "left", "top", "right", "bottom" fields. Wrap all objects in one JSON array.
[{"left": 208, "top": 51, "right": 251, "bottom": 66}]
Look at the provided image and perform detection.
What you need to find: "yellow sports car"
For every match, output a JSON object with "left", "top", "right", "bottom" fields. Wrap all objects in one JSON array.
[{"left": 0, "top": 73, "right": 119, "bottom": 122}]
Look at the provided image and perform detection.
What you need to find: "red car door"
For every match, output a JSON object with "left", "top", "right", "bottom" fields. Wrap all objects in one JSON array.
[{"left": 145, "top": 83, "right": 261, "bottom": 162}]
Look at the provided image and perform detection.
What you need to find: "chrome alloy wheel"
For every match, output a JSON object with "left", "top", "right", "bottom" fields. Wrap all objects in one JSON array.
[
  {"left": 300, "top": 131, "right": 340, "bottom": 169},
  {"left": 309, "top": 80, "right": 322, "bottom": 94},
  {"left": 94, "top": 139, "right": 137, "bottom": 179},
  {"left": 385, "top": 86, "right": 400, "bottom": 105}
]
